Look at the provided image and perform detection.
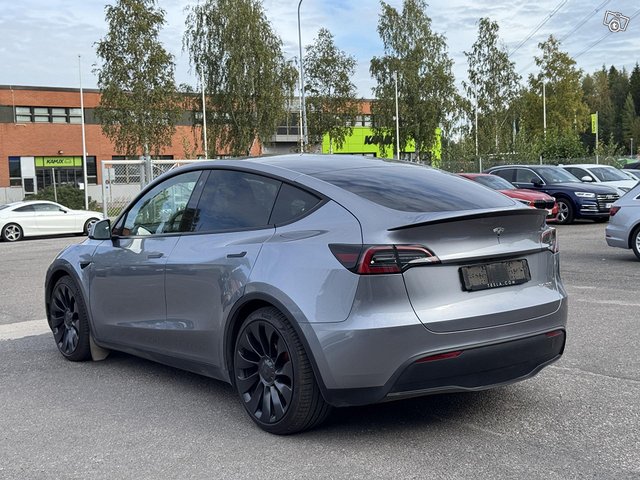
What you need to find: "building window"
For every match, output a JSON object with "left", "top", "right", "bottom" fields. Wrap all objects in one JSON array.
[
  {"left": 13, "top": 106, "right": 84, "bottom": 124},
  {"left": 8, "top": 156, "right": 21, "bottom": 187}
]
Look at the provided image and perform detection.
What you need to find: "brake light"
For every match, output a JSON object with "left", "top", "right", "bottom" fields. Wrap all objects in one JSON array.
[
  {"left": 541, "top": 227, "right": 559, "bottom": 253},
  {"left": 329, "top": 244, "right": 440, "bottom": 274},
  {"left": 609, "top": 206, "right": 620, "bottom": 216}
]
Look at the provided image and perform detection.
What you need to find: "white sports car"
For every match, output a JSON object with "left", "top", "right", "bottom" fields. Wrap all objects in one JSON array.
[{"left": 0, "top": 200, "right": 103, "bottom": 242}]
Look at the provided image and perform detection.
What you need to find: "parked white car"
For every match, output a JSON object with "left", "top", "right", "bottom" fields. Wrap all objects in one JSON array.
[
  {"left": 0, "top": 200, "right": 103, "bottom": 242},
  {"left": 561, "top": 164, "right": 637, "bottom": 196}
]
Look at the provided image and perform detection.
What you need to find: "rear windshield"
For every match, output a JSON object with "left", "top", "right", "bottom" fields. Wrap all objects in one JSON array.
[{"left": 312, "top": 166, "right": 514, "bottom": 212}]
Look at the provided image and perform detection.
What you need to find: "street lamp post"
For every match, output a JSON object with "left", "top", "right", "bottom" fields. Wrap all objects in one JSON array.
[
  {"left": 631, "top": 138, "right": 634, "bottom": 158},
  {"left": 78, "top": 55, "right": 89, "bottom": 210},
  {"left": 297, "top": 0, "right": 308, "bottom": 152},
  {"left": 394, "top": 71, "right": 400, "bottom": 160}
]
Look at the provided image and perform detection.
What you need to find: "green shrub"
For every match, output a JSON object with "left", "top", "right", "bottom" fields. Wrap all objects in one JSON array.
[{"left": 26, "top": 185, "right": 101, "bottom": 211}]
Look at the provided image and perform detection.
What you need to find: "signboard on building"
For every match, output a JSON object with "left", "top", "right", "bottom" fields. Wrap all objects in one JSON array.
[{"left": 35, "top": 156, "right": 83, "bottom": 168}]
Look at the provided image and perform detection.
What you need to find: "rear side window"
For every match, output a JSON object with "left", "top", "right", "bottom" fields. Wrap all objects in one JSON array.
[
  {"left": 492, "top": 169, "right": 515, "bottom": 182},
  {"left": 312, "top": 166, "right": 513, "bottom": 212},
  {"left": 14, "top": 205, "right": 34, "bottom": 213},
  {"left": 269, "top": 184, "right": 321, "bottom": 225},
  {"left": 192, "top": 170, "right": 280, "bottom": 232}
]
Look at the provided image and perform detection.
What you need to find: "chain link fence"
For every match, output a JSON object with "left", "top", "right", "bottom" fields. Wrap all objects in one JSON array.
[{"left": 101, "top": 159, "right": 200, "bottom": 218}]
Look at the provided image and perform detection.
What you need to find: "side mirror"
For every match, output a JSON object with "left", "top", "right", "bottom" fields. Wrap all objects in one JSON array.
[
  {"left": 59, "top": 208, "right": 67, "bottom": 213},
  {"left": 581, "top": 175, "right": 593, "bottom": 182},
  {"left": 531, "top": 178, "right": 543, "bottom": 187},
  {"left": 89, "top": 219, "right": 112, "bottom": 240}
]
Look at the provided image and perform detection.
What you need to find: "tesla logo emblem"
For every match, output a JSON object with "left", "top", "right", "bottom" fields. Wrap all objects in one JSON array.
[{"left": 493, "top": 227, "right": 505, "bottom": 241}]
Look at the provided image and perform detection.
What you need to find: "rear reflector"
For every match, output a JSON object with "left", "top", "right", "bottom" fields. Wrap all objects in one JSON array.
[
  {"left": 545, "top": 329, "right": 564, "bottom": 338},
  {"left": 330, "top": 244, "right": 440, "bottom": 274},
  {"left": 415, "top": 350, "right": 463, "bottom": 363},
  {"left": 609, "top": 206, "right": 620, "bottom": 217}
]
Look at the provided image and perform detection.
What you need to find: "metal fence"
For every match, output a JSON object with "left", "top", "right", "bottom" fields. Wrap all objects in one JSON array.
[
  {"left": 101, "top": 159, "right": 200, "bottom": 218},
  {"left": 438, "top": 155, "right": 624, "bottom": 174}
]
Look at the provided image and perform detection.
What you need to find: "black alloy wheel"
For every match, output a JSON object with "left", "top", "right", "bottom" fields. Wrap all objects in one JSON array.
[
  {"left": 48, "top": 277, "right": 91, "bottom": 361},
  {"left": 233, "top": 307, "right": 331, "bottom": 434}
]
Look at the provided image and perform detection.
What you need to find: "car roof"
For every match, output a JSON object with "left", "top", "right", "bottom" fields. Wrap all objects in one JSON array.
[{"left": 561, "top": 164, "right": 617, "bottom": 169}]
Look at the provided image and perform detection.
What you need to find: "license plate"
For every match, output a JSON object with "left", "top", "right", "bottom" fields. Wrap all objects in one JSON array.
[
  {"left": 460, "top": 260, "right": 531, "bottom": 292},
  {"left": 605, "top": 203, "right": 612, "bottom": 209}
]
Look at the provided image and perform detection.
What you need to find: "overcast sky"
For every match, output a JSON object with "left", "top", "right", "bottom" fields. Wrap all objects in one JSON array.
[{"left": 0, "top": 0, "right": 638, "bottom": 97}]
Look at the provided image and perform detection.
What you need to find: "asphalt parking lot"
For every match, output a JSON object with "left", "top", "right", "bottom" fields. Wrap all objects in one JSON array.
[{"left": 0, "top": 224, "right": 638, "bottom": 479}]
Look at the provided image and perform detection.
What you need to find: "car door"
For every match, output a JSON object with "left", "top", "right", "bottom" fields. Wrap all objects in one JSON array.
[
  {"left": 513, "top": 168, "right": 544, "bottom": 189},
  {"left": 88, "top": 170, "right": 204, "bottom": 349},
  {"left": 33, "top": 202, "right": 77, "bottom": 234},
  {"left": 163, "top": 169, "right": 280, "bottom": 367}
]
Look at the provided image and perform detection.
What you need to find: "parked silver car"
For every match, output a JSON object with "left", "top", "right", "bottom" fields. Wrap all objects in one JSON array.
[
  {"left": 605, "top": 181, "right": 640, "bottom": 259},
  {"left": 45, "top": 155, "right": 567, "bottom": 434}
]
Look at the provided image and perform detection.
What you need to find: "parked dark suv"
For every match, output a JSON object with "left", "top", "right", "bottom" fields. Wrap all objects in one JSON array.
[{"left": 485, "top": 165, "right": 619, "bottom": 224}]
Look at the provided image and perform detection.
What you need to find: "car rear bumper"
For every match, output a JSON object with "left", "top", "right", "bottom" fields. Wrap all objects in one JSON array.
[{"left": 302, "top": 294, "right": 568, "bottom": 407}]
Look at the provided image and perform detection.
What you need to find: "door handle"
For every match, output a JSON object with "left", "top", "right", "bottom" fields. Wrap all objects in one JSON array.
[
  {"left": 147, "top": 252, "right": 164, "bottom": 259},
  {"left": 227, "top": 251, "right": 247, "bottom": 258}
]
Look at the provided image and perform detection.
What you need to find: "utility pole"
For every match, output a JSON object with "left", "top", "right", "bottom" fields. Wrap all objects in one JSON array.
[
  {"left": 394, "top": 71, "right": 400, "bottom": 160},
  {"left": 78, "top": 55, "right": 89, "bottom": 210},
  {"left": 474, "top": 82, "right": 479, "bottom": 158},
  {"left": 542, "top": 81, "right": 547, "bottom": 140},
  {"left": 201, "top": 71, "right": 208, "bottom": 159},
  {"left": 595, "top": 111, "right": 599, "bottom": 164},
  {"left": 297, "top": 0, "right": 308, "bottom": 151}
]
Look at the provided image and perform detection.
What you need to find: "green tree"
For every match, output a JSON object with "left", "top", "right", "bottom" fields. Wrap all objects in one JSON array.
[
  {"left": 94, "top": 0, "right": 181, "bottom": 157},
  {"left": 304, "top": 28, "right": 359, "bottom": 152},
  {"left": 608, "top": 66, "right": 630, "bottom": 144},
  {"left": 628, "top": 63, "right": 640, "bottom": 118},
  {"left": 582, "top": 69, "right": 614, "bottom": 151},
  {"left": 523, "top": 36, "right": 588, "bottom": 138},
  {"left": 184, "top": 0, "right": 295, "bottom": 156},
  {"left": 370, "top": 0, "right": 458, "bottom": 163},
  {"left": 622, "top": 93, "right": 640, "bottom": 152},
  {"left": 463, "top": 18, "right": 521, "bottom": 155}
]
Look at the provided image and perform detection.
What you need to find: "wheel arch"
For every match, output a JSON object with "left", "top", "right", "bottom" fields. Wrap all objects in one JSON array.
[
  {"left": 627, "top": 222, "right": 640, "bottom": 249},
  {"left": 223, "top": 292, "right": 330, "bottom": 401}
]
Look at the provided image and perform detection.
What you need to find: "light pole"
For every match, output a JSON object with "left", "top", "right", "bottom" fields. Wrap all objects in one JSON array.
[
  {"left": 542, "top": 81, "right": 547, "bottom": 141},
  {"left": 631, "top": 138, "right": 634, "bottom": 158},
  {"left": 394, "top": 71, "right": 400, "bottom": 160},
  {"left": 201, "top": 70, "right": 208, "bottom": 159},
  {"left": 297, "top": 0, "right": 308, "bottom": 152},
  {"left": 78, "top": 55, "right": 89, "bottom": 210}
]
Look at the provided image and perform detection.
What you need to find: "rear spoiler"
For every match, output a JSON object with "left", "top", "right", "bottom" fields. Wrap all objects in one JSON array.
[{"left": 388, "top": 207, "right": 544, "bottom": 231}]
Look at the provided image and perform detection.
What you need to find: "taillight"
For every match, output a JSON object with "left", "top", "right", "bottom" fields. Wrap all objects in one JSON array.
[
  {"left": 609, "top": 206, "right": 620, "bottom": 216},
  {"left": 329, "top": 244, "right": 440, "bottom": 274},
  {"left": 541, "top": 227, "right": 559, "bottom": 253}
]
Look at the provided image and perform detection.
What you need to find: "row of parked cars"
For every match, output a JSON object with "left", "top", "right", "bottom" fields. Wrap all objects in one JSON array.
[{"left": 459, "top": 163, "right": 640, "bottom": 260}]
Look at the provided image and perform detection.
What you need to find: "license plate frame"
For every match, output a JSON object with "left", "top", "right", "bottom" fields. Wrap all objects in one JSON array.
[{"left": 460, "top": 259, "right": 531, "bottom": 292}]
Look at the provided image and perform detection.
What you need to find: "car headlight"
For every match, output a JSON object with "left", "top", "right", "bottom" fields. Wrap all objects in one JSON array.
[{"left": 575, "top": 192, "right": 596, "bottom": 198}]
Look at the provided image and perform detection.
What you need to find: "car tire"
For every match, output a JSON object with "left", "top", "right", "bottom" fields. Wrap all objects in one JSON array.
[
  {"left": 555, "top": 198, "right": 574, "bottom": 225},
  {"left": 233, "top": 307, "right": 331, "bottom": 435},
  {"left": 47, "top": 276, "right": 91, "bottom": 362},
  {"left": 631, "top": 226, "right": 640, "bottom": 261},
  {"left": 1, "top": 223, "right": 23, "bottom": 242},
  {"left": 83, "top": 217, "right": 100, "bottom": 235}
]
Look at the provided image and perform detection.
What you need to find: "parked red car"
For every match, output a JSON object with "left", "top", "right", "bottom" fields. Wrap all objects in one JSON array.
[{"left": 459, "top": 173, "right": 558, "bottom": 222}]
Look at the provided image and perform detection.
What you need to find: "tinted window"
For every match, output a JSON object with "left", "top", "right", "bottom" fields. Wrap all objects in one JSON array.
[
  {"left": 270, "top": 184, "right": 321, "bottom": 224},
  {"left": 32, "top": 203, "right": 61, "bottom": 212},
  {"left": 192, "top": 170, "right": 280, "bottom": 232},
  {"left": 471, "top": 175, "right": 515, "bottom": 190},
  {"left": 515, "top": 169, "right": 542, "bottom": 184},
  {"left": 123, "top": 171, "right": 201, "bottom": 236},
  {"left": 14, "top": 205, "right": 34, "bottom": 213},
  {"left": 565, "top": 167, "right": 588, "bottom": 179},
  {"left": 313, "top": 166, "right": 513, "bottom": 212},
  {"left": 492, "top": 169, "right": 515, "bottom": 182}
]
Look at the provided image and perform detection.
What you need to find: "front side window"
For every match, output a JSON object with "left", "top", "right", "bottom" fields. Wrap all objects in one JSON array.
[
  {"left": 192, "top": 170, "right": 280, "bottom": 232},
  {"left": 536, "top": 167, "right": 580, "bottom": 184},
  {"left": 515, "top": 169, "right": 542, "bottom": 184},
  {"left": 121, "top": 171, "right": 201, "bottom": 236}
]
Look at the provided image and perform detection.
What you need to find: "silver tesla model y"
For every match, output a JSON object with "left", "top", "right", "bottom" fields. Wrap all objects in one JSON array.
[{"left": 45, "top": 154, "right": 567, "bottom": 434}]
